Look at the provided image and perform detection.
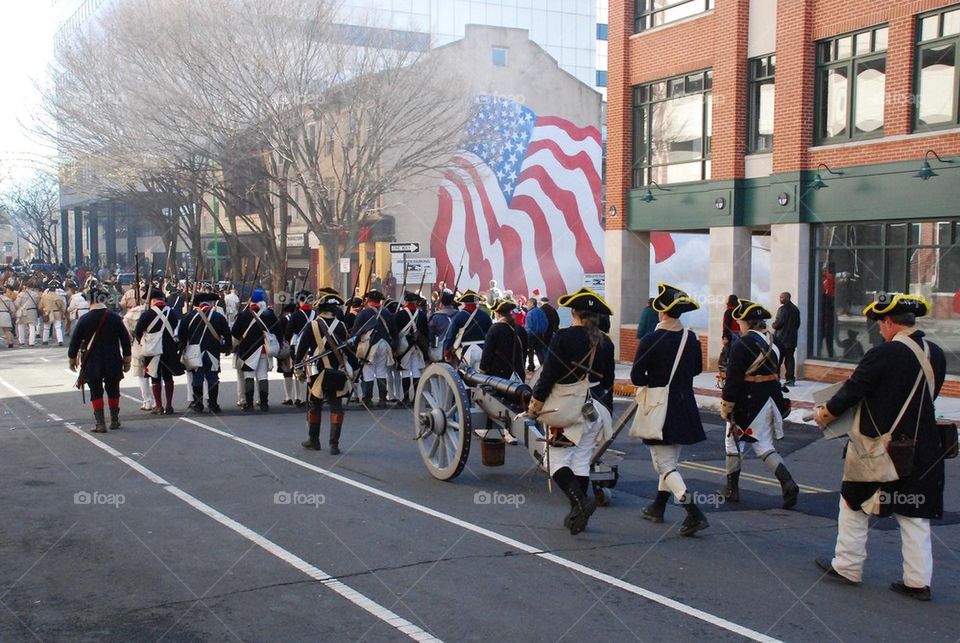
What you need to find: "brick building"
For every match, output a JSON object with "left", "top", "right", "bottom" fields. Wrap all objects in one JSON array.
[{"left": 606, "top": 0, "right": 960, "bottom": 394}]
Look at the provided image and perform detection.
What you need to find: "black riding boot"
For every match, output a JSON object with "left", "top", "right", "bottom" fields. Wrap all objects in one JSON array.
[
  {"left": 641, "top": 491, "right": 671, "bottom": 523},
  {"left": 401, "top": 377, "right": 411, "bottom": 405},
  {"left": 258, "top": 380, "right": 269, "bottom": 411},
  {"left": 92, "top": 408, "right": 107, "bottom": 433},
  {"left": 243, "top": 379, "right": 255, "bottom": 411},
  {"left": 109, "top": 406, "right": 121, "bottom": 430},
  {"left": 192, "top": 385, "right": 205, "bottom": 412},
  {"left": 376, "top": 378, "right": 388, "bottom": 407},
  {"left": 329, "top": 412, "right": 343, "bottom": 455},
  {"left": 775, "top": 464, "right": 800, "bottom": 509},
  {"left": 302, "top": 409, "right": 322, "bottom": 450},
  {"left": 361, "top": 380, "right": 374, "bottom": 406},
  {"left": 678, "top": 497, "right": 709, "bottom": 536},
  {"left": 552, "top": 467, "right": 596, "bottom": 535},
  {"left": 721, "top": 470, "right": 741, "bottom": 503},
  {"left": 208, "top": 384, "right": 221, "bottom": 413}
]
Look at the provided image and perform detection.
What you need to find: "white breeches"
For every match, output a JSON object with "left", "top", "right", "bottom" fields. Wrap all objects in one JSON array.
[
  {"left": 649, "top": 444, "right": 688, "bottom": 501},
  {"left": 361, "top": 340, "right": 390, "bottom": 382},
  {"left": 399, "top": 347, "right": 425, "bottom": 378},
  {"left": 832, "top": 497, "right": 932, "bottom": 587},
  {"left": 41, "top": 320, "right": 63, "bottom": 343},
  {"left": 243, "top": 357, "right": 270, "bottom": 381},
  {"left": 17, "top": 323, "right": 36, "bottom": 346},
  {"left": 545, "top": 414, "right": 602, "bottom": 477},
  {"left": 458, "top": 343, "right": 483, "bottom": 371}
]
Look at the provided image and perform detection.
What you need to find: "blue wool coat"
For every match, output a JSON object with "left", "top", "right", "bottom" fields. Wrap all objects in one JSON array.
[{"left": 631, "top": 327, "right": 706, "bottom": 445}]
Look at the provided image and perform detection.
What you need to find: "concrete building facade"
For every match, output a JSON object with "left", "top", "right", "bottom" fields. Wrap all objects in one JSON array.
[{"left": 606, "top": 0, "right": 960, "bottom": 393}]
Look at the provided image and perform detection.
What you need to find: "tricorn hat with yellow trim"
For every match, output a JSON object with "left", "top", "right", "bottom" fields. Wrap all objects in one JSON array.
[
  {"left": 863, "top": 293, "right": 929, "bottom": 320},
  {"left": 492, "top": 298, "right": 518, "bottom": 315},
  {"left": 557, "top": 287, "right": 613, "bottom": 316},
  {"left": 651, "top": 283, "right": 699, "bottom": 315},
  {"left": 731, "top": 298, "right": 771, "bottom": 321},
  {"left": 456, "top": 289, "right": 485, "bottom": 304},
  {"left": 316, "top": 292, "right": 345, "bottom": 309}
]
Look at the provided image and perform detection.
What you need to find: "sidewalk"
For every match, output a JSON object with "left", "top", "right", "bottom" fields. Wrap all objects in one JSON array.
[{"left": 614, "top": 363, "right": 960, "bottom": 423}]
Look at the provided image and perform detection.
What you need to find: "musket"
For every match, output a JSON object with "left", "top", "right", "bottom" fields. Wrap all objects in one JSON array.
[
  {"left": 293, "top": 337, "right": 358, "bottom": 370},
  {"left": 134, "top": 252, "right": 142, "bottom": 307},
  {"left": 416, "top": 267, "right": 427, "bottom": 297},
  {"left": 237, "top": 260, "right": 248, "bottom": 305},
  {"left": 452, "top": 264, "right": 465, "bottom": 297},
  {"left": 247, "top": 257, "right": 262, "bottom": 306},
  {"left": 346, "top": 263, "right": 362, "bottom": 311},
  {"left": 400, "top": 255, "right": 409, "bottom": 296},
  {"left": 360, "top": 263, "right": 373, "bottom": 299},
  {"left": 162, "top": 239, "right": 174, "bottom": 284}
]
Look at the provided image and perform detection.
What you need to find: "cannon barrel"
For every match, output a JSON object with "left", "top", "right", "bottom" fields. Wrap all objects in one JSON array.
[{"left": 462, "top": 368, "right": 532, "bottom": 406}]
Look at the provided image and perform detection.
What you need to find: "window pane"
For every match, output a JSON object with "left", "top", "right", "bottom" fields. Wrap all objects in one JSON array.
[
  {"left": 650, "top": 161, "right": 703, "bottom": 184},
  {"left": 837, "top": 36, "right": 852, "bottom": 59},
  {"left": 887, "top": 223, "right": 908, "bottom": 245},
  {"left": 944, "top": 10, "right": 960, "bottom": 37},
  {"left": 820, "top": 66, "right": 849, "bottom": 139},
  {"left": 850, "top": 223, "right": 883, "bottom": 246},
  {"left": 920, "top": 15, "right": 940, "bottom": 42},
  {"left": 855, "top": 32, "right": 871, "bottom": 55},
  {"left": 650, "top": 94, "right": 703, "bottom": 164},
  {"left": 917, "top": 44, "right": 957, "bottom": 127},
  {"left": 668, "top": 77, "right": 684, "bottom": 96},
  {"left": 756, "top": 82, "right": 774, "bottom": 150},
  {"left": 657, "top": 0, "right": 707, "bottom": 26},
  {"left": 704, "top": 93, "right": 712, "bottom": 156},
  {"left": 686, "top": 73, "right": 703, "bottom": 93},
  {"left": 854, "top": 57, "right": 885, "bottom": 135},
  {"left": 873, "top": 27, "right": 888, "bottom": 51}
]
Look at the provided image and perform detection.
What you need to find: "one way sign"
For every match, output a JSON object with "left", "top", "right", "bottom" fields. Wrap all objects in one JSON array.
[{"left": 389, "top": 242, "right": 420, "bottom": 253}]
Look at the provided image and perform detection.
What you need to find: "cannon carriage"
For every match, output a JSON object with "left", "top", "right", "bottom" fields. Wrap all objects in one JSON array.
[{"left": 412, "top": 362, "right": 627, "bottom": 505}]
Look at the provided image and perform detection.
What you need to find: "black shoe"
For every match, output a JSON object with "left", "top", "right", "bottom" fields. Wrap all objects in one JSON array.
[
  {"left": 208, "top": 403, "right": 222, "bottom": 413},
  {"left": 785, "top": 379, "right": 796, "bottom": 387},
  {"left": 242, "top": 404, "right": 254, "bottom": 412},
  {"left": 569, "top": 497, "right": 597, "bottom": 535},
  {"left": 678, "top": 503, "right": 709, "bottom": 537},
  {"left": 294, "top": 400, "right": 305, "bottom": 408},
  {"left": 58, "top": 342, "right": 63, "bottom": 347},
  {"left": 163, "top": 406, "right": 175, "bottom": 415},
  {"left": 329, "top": 444, "right": 341, "bottom": 455},
  {"left": 641, "top": 491, "right": 670, "bottom": 523},
  {"left": 258, "top": 402, "right": 269, "bottom": 411},
  {"left": 301, "top": 440, "right": 322, "bottom": 451},
  {"left": 151, "top": 406, "right": 163, "bottom": 415},
  {"left": 781, "top": 385, "right": 790, "bottom": 393},
  {"left": 91, "top": 424, "right": 107, "bottom": 433},
  {"left": 815, "top": 558, "right": 859, "bottom": 585},
  {"left": 775, "top": 464, "right": 800, "bottom": 509},
  {"left": 890, "top": 582, "right": 930, "bottom": 601},
  {"left": 720, "top": 471, "right": 741, "bottom": 503},
  {"left": 281, "top": 399, "right": 293, "bottom": 406}
]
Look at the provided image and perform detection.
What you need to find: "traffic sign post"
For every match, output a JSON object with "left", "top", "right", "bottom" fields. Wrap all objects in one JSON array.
[{"left": 389, "top": 242, "right": 420, "bottom": 254}]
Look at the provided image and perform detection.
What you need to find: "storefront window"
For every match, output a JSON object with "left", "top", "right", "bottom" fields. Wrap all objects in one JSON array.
[{"left": 811, "top": 221, "right": 960, "bottom": 374}]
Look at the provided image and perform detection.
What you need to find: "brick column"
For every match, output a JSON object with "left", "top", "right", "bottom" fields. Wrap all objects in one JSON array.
[
  {"left": 711, "top": 0, "right": 750, "bottom": 180},
  {"left": 773, "top": 0, "right": 814, "bottom": 174}
]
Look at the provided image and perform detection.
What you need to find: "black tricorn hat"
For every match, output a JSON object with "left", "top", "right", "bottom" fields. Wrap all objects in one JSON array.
[
  {"left": 731, "top": 298, "right": 771, "bottom": 321},
  {"left": 384, "top": 299, "right": 400, "bottom": 312},
  {"left": 317, "top": 286, "right": 341, "bottom": 296},
  {"left": 863, "top": 293, "right": 930, "bottom": 320},
  {"left": 316, "top": 292, "right": 345, "bottom": 309},
  {"left": 364, "top": 289, "right": 385, "bottom": 302},
  {"left": 651, "top": 283, "right": 699, "bottom": 315},
  {"left": 402, "top": 290, "right": 420, "bottom": 303},
  {"left": 492, "top": 299, "right": 518, "bottom": 315},
  {"left": 192, "top": 292, "right": 217, "bottom": 306},
  {"left": 557, "top": 287, "right": 613, "bottom": 316},
  {"left": 87, "top": 286, "right": 111, "bottom": 306},
  {"left": 456, "top": 289, "right": 485, "bottom": 304},
  {"left": 295, "top": 289, "right": 314, "bottom": 304},
  {"left": 348, "top": 296, "right": 363, "bottom": 308}
]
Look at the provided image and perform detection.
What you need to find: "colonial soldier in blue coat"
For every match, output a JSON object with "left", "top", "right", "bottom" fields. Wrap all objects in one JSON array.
[
  {"left": 232, "top": 288, "right": 280, "bottom": 411},
  {"left": 135, "top": 291, "right": 183, "bottom": 415},
  {"left": 720, "top": 298, "right": 798, "bottom": 508},
  {"left": 630, "top": 283, "right": 708, "bottom": 536},
  {"left": 179, "top": 293, "right": 231, "bottom": 413},
  {"left": 480, "top": 299, "right": 528, "bottom": 382},
  {"left": 295, "top": 292, "right": 358, "bottom": 453},
  {"left": 814, "top": 294, "right": 947, "bottom": 600},
  {"left": 527, "top": 287, "right": 615, "bottom": 535},
  {"left": 68, "top": 286, "right": 131, "bottom": 432},
  {"left": 351, "top": 290, "right": 395, "bottom": 407},
  {"left": 393, "top": 291, "right": 430, "bottom": 406},
  {"left": 442, "top": 290, "right": 492, "bottom": 370},
  {"left": 284, "top": 290, "right": 318, "bottom": 407}
]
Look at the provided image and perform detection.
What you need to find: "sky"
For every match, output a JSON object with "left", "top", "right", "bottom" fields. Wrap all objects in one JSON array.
[{"left": 0, "top": 0, "right": 59, "bottom": 184}]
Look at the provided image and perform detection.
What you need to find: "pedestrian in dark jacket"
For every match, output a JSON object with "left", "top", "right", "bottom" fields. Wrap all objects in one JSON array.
[
  {"left": 179, "top": 293, "right": 231, "bottom": 413},
  {"left": 631, "top": 284, "right": 708, "bottom": 536},
  {"left": 772, "top": 291, "right": 801, "bottom": 385},
  {"left": 814, "top": 294, "right": 947, "bottom": 600},
  {"left": 480, "top": 299, "right": 528, "bottom": 382},
  {"left": 68, "top": 287, "right": 131, "bottom": 432},
  {"left": 636, "top": 298, "right": 658, "bottom": 339}
]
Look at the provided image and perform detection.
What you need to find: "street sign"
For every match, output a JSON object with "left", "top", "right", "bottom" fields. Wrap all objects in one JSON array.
[
  {"left": 339, "top": 257, "right": 351, "bottom": 274},
  {"left": 391, "top": 257, "right": 436, "bottom": 284},
  {"left": 389, "top": 242, "right": 420, "bottom": 254},
  {"left": 287, "top": 233, "right": 306, "bottom": 247},
  {"left": 583, "top": 273, "right": 605, "bottom": 295}
]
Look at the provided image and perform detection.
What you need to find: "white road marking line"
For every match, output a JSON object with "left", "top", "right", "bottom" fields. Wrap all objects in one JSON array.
[
  {"left": 177, "top": 418, "right": 780, "bottom": 643},
  {"left": 0, "top": 377, "right": 441, "bottom": 643},
  {"left": 39, "top": 357, "right": 50, "bottom": 362},
  {"left": 680, "top": 461, "right": 832, "bottom": 494}
]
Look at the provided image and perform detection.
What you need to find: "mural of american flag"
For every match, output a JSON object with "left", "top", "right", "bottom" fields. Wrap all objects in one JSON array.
[{"left": 431, "top": 95, "right": 605, "bottom": 297}]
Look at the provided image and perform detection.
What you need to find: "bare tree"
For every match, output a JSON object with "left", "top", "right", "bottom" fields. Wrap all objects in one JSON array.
[{"left": 2, "top": 172, "right": 60, "bottom": 263}]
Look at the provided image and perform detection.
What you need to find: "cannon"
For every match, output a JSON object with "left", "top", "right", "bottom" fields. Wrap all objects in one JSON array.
[{"left": 412, "top": 362, "right": 634, "bottom": 505}]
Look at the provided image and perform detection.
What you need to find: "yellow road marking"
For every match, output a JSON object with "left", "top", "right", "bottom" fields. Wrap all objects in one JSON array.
[{"left": 679, "top": 461, "right": 832, "bottom": 494}]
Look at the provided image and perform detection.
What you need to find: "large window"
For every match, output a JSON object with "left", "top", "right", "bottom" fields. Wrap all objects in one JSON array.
[
  {"left": 815, "top": 26, "right": 888, "bottom": 143},
  {"left": 811, "top": 220, "right": 960, "bottom": 374},
  {"left": 634, "top": 0, "right": 713, "bottom": 33},
  {"left": 915, "top": 6, "right": 960, "bottom": 130},
  {"left": 632, "top": 70, "right": 712, "bottom": 187},
  {"left": 748, "top": 55, "right": 775, "bottom": 153}
]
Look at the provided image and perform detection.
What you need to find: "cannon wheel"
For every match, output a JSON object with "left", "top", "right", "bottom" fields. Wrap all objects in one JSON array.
[{"left": 414, "top": 363, "right": 472, "bottom": 481}]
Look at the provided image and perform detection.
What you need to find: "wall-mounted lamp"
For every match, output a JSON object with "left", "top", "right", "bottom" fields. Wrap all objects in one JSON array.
[
  {"left": 811, "top": 163, "right": 844, "bottom": 190},
  {"left": 640, "top": 180, "right": 670, "bottom": 203},
  {"left": 913, "top": 150, "right": 954, "bottom": 180}
]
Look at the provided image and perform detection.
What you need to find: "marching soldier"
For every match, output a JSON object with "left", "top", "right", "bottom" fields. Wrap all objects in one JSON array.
[
  {"left": 165, "top": 282, "right": 186, "bottom": 315},
  {"left": 351, "top": 290, "right": 395, "bottom": 408},
  {"left": 66, "top": 281, "right": 89, "bottom": 336},
  {"left": 224, "top": 286, "right": 240, "bottom": 327},
  {"left": 343, "top": 296, "right": 362, "bottom": 329},
  {"left": 180, "top": 292, "right": 231, "bottom": 413},
  {"left": 0, "top": 285, "right": 16, "bottom": 348},
  {"left": 393, "top": 291, "right": 430, "bottom": 406},
  {"left": 39, "top": 279, "right": 67, "bottom": 346},
  {"left": 232, "top": 288, "right": 280, "bottom": 411},
  {"left": 68, "top": 286, "right": 131, "bottom": 432},
  {"left": 814, "top": 294, "right": 947, "bottom": 600},
  {"left": 383, "top": 299, "right": 404, "bottom": 404},
  {"left": 527, "top": 287, "right": 615, "bottom": 535},
  {"left": 295, "top": 292, "right": 357, "bottom": 453},
  {"left": 277, "top": 302, "right": 298, "bottom": 406},
  {"left": 719, "top": 298, "right": 798, "bottom": 509},
  {"left": 15, "top": 279, "right": 41, "bottom": 347},
  {"left": 283, "top": 290, "right": 317, "bottom": 407},
  {"left": 630, "top": 284, "right": 709, "bottom": 536},
  {"left": 443, "top": 290, "right": 492, "bottom": 370},
  {"left": 121, "top": 288, "right": 154, "bottom": 411},
  {"left": 134, "top": 290, "right": 183, "bottom": 415},
  {"left": 479, "top": 299, "right": 527, "bottom": 382}
]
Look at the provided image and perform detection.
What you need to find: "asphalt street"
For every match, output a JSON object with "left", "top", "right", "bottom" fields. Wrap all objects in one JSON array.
[{"left": 2, "top": 345, "right": 959, "bottom": 642}]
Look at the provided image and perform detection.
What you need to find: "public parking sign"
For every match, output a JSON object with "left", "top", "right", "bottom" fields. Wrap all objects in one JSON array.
[{"left": 389, "top": 242, "right": 420, "bottom": 254}]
